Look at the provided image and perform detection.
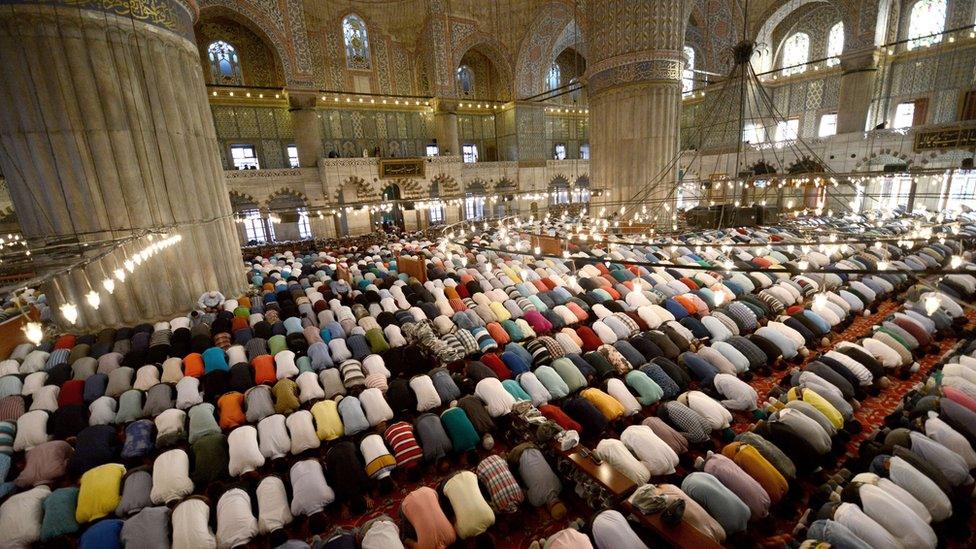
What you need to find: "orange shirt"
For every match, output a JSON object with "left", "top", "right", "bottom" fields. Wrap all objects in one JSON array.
[
  {"left": 252, "top": 355, "right": 276, "bottom": 385},
  {"left": 218, "top": 392, "right": 246, "bottom": 429},
  {"left": 183, "top": 353, "right": 205, "bottom": 378}
]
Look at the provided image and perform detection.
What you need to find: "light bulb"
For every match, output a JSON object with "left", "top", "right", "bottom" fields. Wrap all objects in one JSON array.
[
  {"left": 124, "top": 259, "right": 135, "bottom": 272},
  {"left": 924, "top": 295, "right": 940, "bottom": 315},
  {"left": 85, "top": 290, "right": 100, "bottom": 310},
  {"left": 877, "top": 261, "right": 888, "bottom": 271},
  {"left": 813, "top": 293, "right": 828, "bottom": 309},
  {"left": 102, "top": 278, "right": 115, "bottom": 294},
  {"left": 114, "top": 268, "right": 126, "bottom": 282},
  {"left": 60, "top": 303, "right": 78, "bottom": 324},
  {"left": 798, "top": 260, "right": 809, "bottom": 271},
  {"left": 951, "top": 255, "right": 962, "bottom": 269},
  {"left": 22, "top": 322, "right": 42, "bottom": 345}
]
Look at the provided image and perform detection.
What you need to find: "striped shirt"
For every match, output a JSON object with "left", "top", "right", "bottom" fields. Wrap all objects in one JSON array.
[
  {"left": 384, "top": 421, "right": 422, "bottom": 469},
  {"left": 476, "top": 454, "right": 524, "bottom": 514}
]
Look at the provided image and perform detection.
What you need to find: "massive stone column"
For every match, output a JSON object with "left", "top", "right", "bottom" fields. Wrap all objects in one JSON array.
[
  {"left": 587, "top": 0, "right": 689, "bottom": 209},
  {"left": 495, "top": 102, "right": 546, "bottom": 163},
  {"left": 432, "top": 98, "right": 460, "bottom": 157},
  {"left": 836, "top": 50, "right": 880, "bottom": 134},
  {"left": 0, "top": 0, "right": 246, "bottom": 329},
  {"left": 289, "top": 90, "right": 324, "bottom": 167}
]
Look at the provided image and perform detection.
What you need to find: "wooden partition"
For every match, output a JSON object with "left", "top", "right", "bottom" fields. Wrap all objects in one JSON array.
[{"left": 396, "top": 255, "right": 427, "bottom": 282}]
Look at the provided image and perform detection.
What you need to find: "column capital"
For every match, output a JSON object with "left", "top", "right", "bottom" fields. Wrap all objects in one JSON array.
[
  {"left": 839, "top": 49, "right": 880, "bottom": 73},
  {"left": 431, "top": 97, "right": 461, "bottom": 114},
  {"left": 287, "top": 89, "right": 319, "bottom": 110}
]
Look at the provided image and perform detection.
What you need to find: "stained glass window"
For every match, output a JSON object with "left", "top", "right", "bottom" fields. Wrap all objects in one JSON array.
[
  {"left": 343, "top": 14, "right": 371, "bottom": 69},
  {"left": 826, "top": 22, "right": 844, "bottom": 67},
  {"left": 907, "top": 0, "right": 946, "bottom": 50},
  {"left": 781, "top": 33, "right": 809, "bottom": 76},
  {"left": 547, "top": 62, "right": 561, "bottom": 91},
  {"left": 457, "top": 65, "right": 474, "bottom": 95},
  {"left": 682, "top": 46, "right": 696, "bottom": 96},
  {"left": 208, "top": 41, "right": 242, "bottom": 85}
]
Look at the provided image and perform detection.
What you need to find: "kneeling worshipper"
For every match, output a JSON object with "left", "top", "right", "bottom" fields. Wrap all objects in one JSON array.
[
  {"left": 508, "top": 442, "right": 567, "bottom": 519},
  {"left": 399, "top": 486, "right": 457, "bottom": 549},
  {"left": 591, "top": 509, "right": 649, "bottom": 549},
  {"left": 442, "top": 470, "right": 496, "bottom": 539}
]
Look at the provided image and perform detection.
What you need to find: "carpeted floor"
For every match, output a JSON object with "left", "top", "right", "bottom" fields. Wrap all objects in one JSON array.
[{"left": 285, "top": 299, "right": 974, "bottom": 548}]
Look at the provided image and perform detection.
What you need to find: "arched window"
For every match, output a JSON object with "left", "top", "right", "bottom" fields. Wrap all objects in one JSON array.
[
  {"left": 429, "top": 181, "right": 445, "bottom": 225},
  {"left": 907, "top": 0, "right": 946, "bottom": 50},
  {"left": 682, "top": 46, "right": 696, "bottom": 96},
  {"left": 547, "top": 62, "right": 561, "bottom": 91},
  {"left": 465, "top": 181, "right": 486, "bottom": 220},
  {"left": 781, "top": 33, "right": 809, "bottom": 76},
  {"left": 342, "top": 14, "right": 371, "bottom": 69},
  {"left": 826, "top": 22, "right": 844, "bottom": 67},
  {"left": 456, "top": 65, "right": 474, "bottom": 95},
  {"left": 208, "top": 41, "right": 242, "bottom": 85}
]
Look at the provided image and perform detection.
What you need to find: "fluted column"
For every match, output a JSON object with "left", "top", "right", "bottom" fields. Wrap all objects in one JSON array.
[
  {"left": 288, "top": 90, "right": 323, "bottom": 167},
  {"left": 0, "top": 0, "right": 246, "bottom": 329},
  {"left": 836, "top": 50, "right": 880, "bottom": 134},
  {"left": 587, "top": 0, "right": 689, "bottom": 209}
]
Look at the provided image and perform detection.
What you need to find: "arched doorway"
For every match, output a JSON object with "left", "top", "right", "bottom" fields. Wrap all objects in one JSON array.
[
  {"left": 268, "top": 192, "right": 312, "bottom": 241},
  {"left": 381, "top": 184, "right": 405, "bottom": 232}
]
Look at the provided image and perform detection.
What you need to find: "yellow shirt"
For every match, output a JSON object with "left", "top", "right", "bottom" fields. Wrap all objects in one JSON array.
[
  {"left": 76, "top": 463, "right": 126, "bottom": 523},
  {"left": 311, "top": 400, "right": 344, "bottom": 441},
  {"left": 722, "top": 442, "right": 788, "bottom": 503},
  {"left": 581, "top": 388, "right": 625, "bottom": 421},
  {"left": 788, "top": 387, "right": 844, "bottom": 430}
]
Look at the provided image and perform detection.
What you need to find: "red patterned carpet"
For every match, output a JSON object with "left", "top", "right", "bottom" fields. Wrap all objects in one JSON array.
[{"left": 273, "top": 299, "right": 974, "bottom": 548}]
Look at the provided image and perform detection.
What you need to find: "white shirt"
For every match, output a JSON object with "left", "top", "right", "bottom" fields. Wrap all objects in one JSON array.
[
  {"left": 0, "top": 485, "right": 49, "bottom": 548},
  {"left": 592, "top": 509, "right": 649, "bottom": 549},
  {"left": 475, "top": 378, "right": 516, "bottom": 417},
  {"left": 833, "top": 502, "right": 903, "bottom": 549},
  {"left": 172, "top": 498, "right": 217, "bottom": 549},
  {"left": 176, "top": 376, "right": 203, "bottom": 409},
  {"left": 155, "top": 408, "right": 186, "bottom": 442},
  {"left": 228, "top": 426, "right": 265, "bottom": 477},
  {"left": 14, "top": 410, "right": 50, "bottom": 452},
  {"left": 595, "top": 438, "right": 650, "bottom": 486},
  {"left": 606, "top": 378, "right": 642, "bottom": 416},
  {"left": 216, "top": 488, "right": 258, "bottom": 549},
  {"left": 683, "top": 391, "right": 732, "bottom": 430},
  {"left": 296, "top": 371, "right": 325, "bottom": 403},
  {"left": 256, "top": 476, "right": 293, "bottom": 534},
  {"left": 711, "top": 373, "right": 756, "bottom": 411},
  {"left": 857, "top": 483, "right": 936, "bottom": 549},
  {"left": 410, "top": 375, "right": 442, "bottom": 412},
  {"left": 274, "top": 350, "right": 299, "bottom": 380},
  {"left": 887, "top": 455, "right": 952, "bottom": 521},
  {"left": 257, "top": 414, "right": 291, "bottom": 460},
  {"left": 88, "top": 396, "right": 117, "bottom": 425},
  {"left": 151, "top": 449, "right": 194, "bottom": 505},
  {"left": 851, "top": 472, "right": 930, "bottom": 523},
  {"left": 361, "top": 519, "right": 404, "bottom": 549},
  {"left": 134, "top": 365, "right": 160, "bottom": 391},
  {"left": 925, "top": 412, "right": 976, "bottom": 468},
  {"left": 858, "top": 338, "right": 902, "bottom": 369},
  {"left": 620, "top": 424, "right": 678, "bottom": 475},
  {"left": 285, "top": 410, "right": 320, "bottom": 455},
  {"left": 28, "top": 385, "right": 58, "bottom": 412},
  {"left": 289, "top": 459, "right": 335, "bottom": 516},
  {"left": 359, "top": 387, "right": 394, "bottom": 426}
]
